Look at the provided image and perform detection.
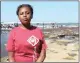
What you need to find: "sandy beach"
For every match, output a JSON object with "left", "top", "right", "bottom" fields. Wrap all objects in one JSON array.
[
  {"left": 1, "top": 27, "right": 79, "bottom": 62},
  {"left": 44, "top": 39, "right": 78, "bottom": 62},
  {"left": 44, "top": 27, "right": 79, "bottom": 62}
]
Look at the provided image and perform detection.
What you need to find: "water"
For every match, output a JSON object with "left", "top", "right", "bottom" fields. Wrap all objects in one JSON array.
[{"left": 1, "top": 31, "right": 10, "bottom": 57}]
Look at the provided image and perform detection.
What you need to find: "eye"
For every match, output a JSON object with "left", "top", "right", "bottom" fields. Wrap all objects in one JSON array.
[
  {"left": 26, "top": 12, "right": 30, "bottom": 14},
  {"left": 20, "top": 12, "right": 24, "bottom": 15},
  {"left": 27, "top": 12, "right": 29, "bottom": 14}
]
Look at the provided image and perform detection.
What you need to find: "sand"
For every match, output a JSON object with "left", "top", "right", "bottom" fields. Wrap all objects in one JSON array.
[{"left": 44, "top": 39, "right": 78, "bottom": 62}]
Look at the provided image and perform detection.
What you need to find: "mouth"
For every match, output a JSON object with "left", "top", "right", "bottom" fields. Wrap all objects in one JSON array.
[{"left": 23, "top": 19, "right": 28, "bottom": 21}]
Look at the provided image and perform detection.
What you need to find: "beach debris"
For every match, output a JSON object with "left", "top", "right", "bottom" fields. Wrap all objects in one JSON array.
[
  {"left": 67, "top": 53, "right": 77, "bottom": 57},
  {"left": 44, "top": 33, "right": 50, "bottom": 38},
  {"left": 56, "top": 39, "right": 73, "bottom": 46},
  {"left": 49, "top": 34, "right": 58, "bottom": 39},
  {"left": 63, "top": 52, "right": 77, "bottom": 60},
  {"left": 67, "top": 43, "right": 79, "bottom": 51},
  {"left": 63, "top": 56, "right": 75, "bottom": 60},
  {"left": 1, "top": 56, "right": 9, "bottom": 62},
  {"left": 73, "top": 33, "right": 79, "bottom": 37},
  {"left": 58, "top": 34, "right": 65, "bottom": 38},
  {"left": 63, "top": 29, "right": 74, "bottom": 36}
]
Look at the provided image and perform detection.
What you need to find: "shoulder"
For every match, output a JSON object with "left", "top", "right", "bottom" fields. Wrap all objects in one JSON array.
[
  {"left": 9, "top": 27, "right": 19, "bottom": 33},
  {"left": 32, "top": 25, "right": 43, "bottom": 32}
]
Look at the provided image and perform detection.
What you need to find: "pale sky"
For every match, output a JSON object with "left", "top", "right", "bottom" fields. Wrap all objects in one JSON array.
[{"left": 1, "top": 1, "right": 78, "bottom": 23}]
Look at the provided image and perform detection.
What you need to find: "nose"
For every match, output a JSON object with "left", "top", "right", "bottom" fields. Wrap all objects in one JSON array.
[
  {"left": 23, "top": 14, "right": 27, "bottom": 17},
  {"left": 23, "top": 13, "right": 27, "bottom": 17}
]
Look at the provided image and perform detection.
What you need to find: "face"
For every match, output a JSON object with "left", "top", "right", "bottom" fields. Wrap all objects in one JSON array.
[{"left": 18, "top": 6, "right": 32, "bottom": 25}]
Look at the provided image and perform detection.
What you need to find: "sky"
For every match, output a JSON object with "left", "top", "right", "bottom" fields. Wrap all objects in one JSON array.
[{"left": 1, "top": 1, "right": 78, "bottom": 23}]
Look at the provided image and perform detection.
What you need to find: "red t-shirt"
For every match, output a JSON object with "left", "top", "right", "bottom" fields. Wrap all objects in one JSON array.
[{"left": 6, "top": 26, "right": 47, "bottom": 62}]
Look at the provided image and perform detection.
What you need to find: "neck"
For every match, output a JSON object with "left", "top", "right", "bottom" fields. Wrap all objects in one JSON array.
[{"left": 20, "top": 23, "right": 32, "bottom": 30}]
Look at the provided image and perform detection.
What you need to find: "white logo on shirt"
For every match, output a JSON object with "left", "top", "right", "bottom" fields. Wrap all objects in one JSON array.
[{"left": 27, "top": 35, "right": 39, "bottom": 46}]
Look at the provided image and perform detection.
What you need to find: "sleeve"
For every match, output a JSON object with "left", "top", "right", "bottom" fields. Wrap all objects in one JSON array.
[
  {"left": 6, "top": 30, "right": 15, "bottom": 52},
  {"left": 42, "top": 39, "right": 47, "bottom": 50},
  {"left": 40, "top": 29, "right": 48, "bottom": 50}
]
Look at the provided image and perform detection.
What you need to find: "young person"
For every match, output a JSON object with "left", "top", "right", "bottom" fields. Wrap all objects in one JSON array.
[{"left": 6, "top": 4, "right": 47, "bottom": 62}]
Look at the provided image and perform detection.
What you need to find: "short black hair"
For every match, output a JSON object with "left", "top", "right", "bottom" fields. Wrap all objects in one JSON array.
[{"left": 16, "top": 4, "right": 33, "bottom": 16}]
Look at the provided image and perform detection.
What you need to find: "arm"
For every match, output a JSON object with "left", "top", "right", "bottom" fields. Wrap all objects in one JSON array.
[
  {"left": 6, "top": 29, "right": 15, "bottom": 62},
  {"left": 36, "top": 28, "right": 47, "bottom": 62},
  {"left": 5, "top": 44, "right": 15, "bottom": 62},
  {"left": 36, "top": 49, "right": 46, "bottom": 62},
  {"left": 8, "top": 52, "right": 15, "bottom": 62}
]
